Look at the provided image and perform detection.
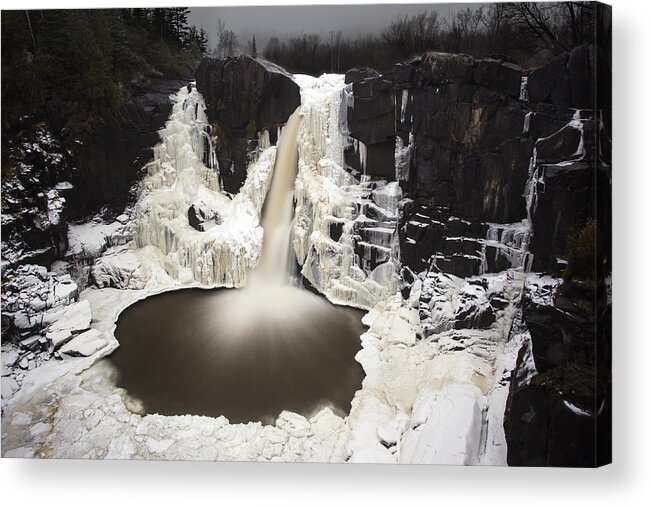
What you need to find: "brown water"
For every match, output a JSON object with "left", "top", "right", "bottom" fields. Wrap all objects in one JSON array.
[{"left": 110, "top": 287, "right": 365, "bottom": 423}]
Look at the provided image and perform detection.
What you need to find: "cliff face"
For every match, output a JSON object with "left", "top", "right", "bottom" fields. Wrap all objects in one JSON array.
[
  {"left": 195, "top": 56, "right": 301, "bottom": 193},
  {"left": 344, "top": 46, "right": 610, "bottom": 467},
  {"left": 345, "top": 44, "right": 610, "bottom": 278},
  {"left": 72, "top": 78, "right": 192, "bottom": 216},
  {"left": 1, "top": 77, "right": 191, "bottom": 271}
]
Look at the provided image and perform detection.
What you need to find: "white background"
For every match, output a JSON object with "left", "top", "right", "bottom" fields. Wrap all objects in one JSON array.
[{"left": 1, "top": 0, "right": 649, "bottom": 505}]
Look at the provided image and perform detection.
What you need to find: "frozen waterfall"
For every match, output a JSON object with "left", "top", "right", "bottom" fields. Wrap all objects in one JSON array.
[
  {"left": 133, "top": 84, "right": 276, "bottom": 287},
  {"left": 130, "top": 76, "right": 402, "bottom": 310}
]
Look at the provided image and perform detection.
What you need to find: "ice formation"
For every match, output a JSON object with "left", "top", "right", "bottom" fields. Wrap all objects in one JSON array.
[
  {"left": 133, "top": 84, "right": 276, "bottom": 287},
  {"left": 293, "top": 74, "right": 401, "bottom": 309}
]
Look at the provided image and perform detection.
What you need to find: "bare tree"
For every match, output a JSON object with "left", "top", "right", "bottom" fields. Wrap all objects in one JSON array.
[
  {"left": 329, "top": 30, "right": 343, "bottom": 72},
  {"left": 214, "top": 17, "right": 238, "bottom": 58},
  {"left": 503, "top": 2, "right": 596, "bottom": 53},
  {"left": 482, "top": 3, "right": 510, "bottom": 52},
  {"left": 381, "top": 11, "right": 441, "bottom": 58},
  {"left": 221, "top": 30, "right": 238, "bottom": 57},
  {"left": 214, "top": 17, "right": 225, "bottom": 57}
]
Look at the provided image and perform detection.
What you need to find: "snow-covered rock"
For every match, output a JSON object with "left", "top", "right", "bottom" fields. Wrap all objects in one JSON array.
[
  {"left": 91, "top": 247, "right": 148, "bottom": 289},
  {"left": 44, "top": 300, "right": 92, "bottom": 339},
  {"left": 59, "top": 329, "right": 107, "bottom": 357},
  {"left": 67, "top": 220, "right": 125, "bottom": 258}
]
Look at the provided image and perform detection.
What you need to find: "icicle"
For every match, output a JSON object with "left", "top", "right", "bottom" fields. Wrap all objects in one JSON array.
[
  {"left": 292, "top": 74, "right": 401, "bottom": 309},
  {"left": 519, "top": 76, "right": 529, "bottom": 101}
]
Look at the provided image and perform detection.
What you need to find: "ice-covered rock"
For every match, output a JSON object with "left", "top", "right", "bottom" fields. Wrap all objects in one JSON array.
[
  {"left": 44, "top": 300, "right": 92, "bottom": 340},
  {"left": 132, "top": 84, "right": 275, "bottom": 287},
  {"left": 91, "top": 247, "right": 148, "bottom": 289},
  {"left": 293, "top": 74, "right": 402, "bottom": 309}
]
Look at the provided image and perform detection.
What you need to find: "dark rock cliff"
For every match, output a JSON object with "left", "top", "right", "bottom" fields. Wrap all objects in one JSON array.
[
  {"left": 1, "top": 77, "right": 190, "bottom": 270},
  {"left": 71, "top": 77, "right": 191, "bottom": 217},
  {"left": 344, "top": 44, "right": 611, "bottom": 466},
  {"left": 504, "top": 278, "right": 611, "bottom": 467},
  {"left": 344, "top": 44, "right": 610, "bottom": 278},
  {"left": 195, "top": 56, "right": 301, "bottom": 193}
]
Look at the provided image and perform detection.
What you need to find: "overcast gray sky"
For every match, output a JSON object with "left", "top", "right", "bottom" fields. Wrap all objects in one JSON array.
[{"left": 188, "top": 3, "right": 483, "bottom": 50}]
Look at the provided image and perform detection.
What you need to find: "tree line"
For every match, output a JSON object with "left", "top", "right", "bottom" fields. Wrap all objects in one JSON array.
[
  {"left": 1, "top": 8, "right": 209, "bottom": 139},
  {"left": 207, "top": 2, "right": 609, "bottom": 75}
]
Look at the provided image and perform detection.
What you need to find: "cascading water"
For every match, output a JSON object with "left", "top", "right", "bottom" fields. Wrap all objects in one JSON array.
[{"left": 248, "top": 109, "right": 302, "bottom": 287}]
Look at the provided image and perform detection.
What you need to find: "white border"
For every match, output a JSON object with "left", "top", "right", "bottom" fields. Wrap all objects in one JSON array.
[{"left": 2, "top": 0, "right": 650, "bottom": 505}]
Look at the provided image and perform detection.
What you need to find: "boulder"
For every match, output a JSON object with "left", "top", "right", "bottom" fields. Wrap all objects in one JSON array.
[
  {"left": 535, "top": 125, "right": 582, "bottom": 163},
  {"left": 188, "top": 204, "right": 207, "bottom": 231},
  {"left": 187, "top": 203, "right": 222, "bottom": 232},
  {"left": 44, "top": 299, "right": 92, "bottom": 342},
  {"left": 91, "top": 248, "right": 148, "bottom": 290}
]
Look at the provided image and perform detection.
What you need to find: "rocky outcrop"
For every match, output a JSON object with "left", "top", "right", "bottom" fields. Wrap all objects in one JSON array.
[
  {"left": 527, "top": 114, "right": 611, "bottom": 271},
  {"left": 1, "top": 123, "right": 74, "bottom": 269},
  {"left": 195, "top": 56, "right": 301, "bottom": 193},
  {"left": 343, "top": 44, "right": 610, "bottom": 276},
  {"left": 344, "top": 67, "right": 380, "bottom": 84},
  {"left": 504, "top": 277, "right": 611, "bottom": 466}
]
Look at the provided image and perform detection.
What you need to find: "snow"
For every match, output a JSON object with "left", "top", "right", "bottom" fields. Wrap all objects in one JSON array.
[
  {"left": 44, "top": 299, "right": 92, "bottom": 338},
  {"left": 59, "top": 329, "right": 107, "bottom": 357},
  {"left": 400, "top": 385, "right": 485, "bottom": 465},
  {"left": 67, "top": 221, "right": 124, "bottom": 257},
  {"left": 563, "top": 400, "right": 593, "bottom": 417},
  {"left": 520, "top": 76, "right": 529, "bottom": 101}
]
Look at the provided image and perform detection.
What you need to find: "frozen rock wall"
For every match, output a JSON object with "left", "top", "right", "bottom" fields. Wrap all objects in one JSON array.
[
  {"left": 195, "top": 56, "right": 301, "bottom": 193},
  {"left": 293, "top": 74, "right": 402, "bottom": 309},
  {"left": 133, "top": 85, "right": 276, "bottom": 287}
]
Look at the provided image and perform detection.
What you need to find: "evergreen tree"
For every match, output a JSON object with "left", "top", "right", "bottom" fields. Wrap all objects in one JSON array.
[{"left": 198, "top": 28, "right": 208, "bottom": 54}]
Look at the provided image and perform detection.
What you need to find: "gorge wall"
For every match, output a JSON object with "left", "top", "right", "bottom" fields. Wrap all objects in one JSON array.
[
  {"left": 195, "top": 56, "right": 301, "bottom": 194},
  {"left": 195, "top": 48, "right": 611, "bottom": 466},
  {"left": 1, "top": 47, "right": 610, "bottom": 465},
  {"left": 1, "top": 76, "right": 192, "bottom": 271}
]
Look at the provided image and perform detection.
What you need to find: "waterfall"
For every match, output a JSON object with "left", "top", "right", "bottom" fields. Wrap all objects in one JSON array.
[{"left": 249, "top": 109, "right": 302, "bottom": 287}]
